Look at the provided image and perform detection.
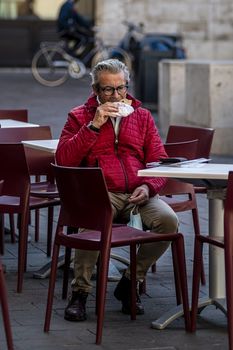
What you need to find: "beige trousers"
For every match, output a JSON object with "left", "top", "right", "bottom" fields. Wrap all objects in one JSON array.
[{"left": 71, "top": 192, "right": 179, "bottom": 293}]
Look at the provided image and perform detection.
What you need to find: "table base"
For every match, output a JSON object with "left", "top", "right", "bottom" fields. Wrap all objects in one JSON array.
[{"left": 151, "top": 297, "right": 226, "bottom": 330}]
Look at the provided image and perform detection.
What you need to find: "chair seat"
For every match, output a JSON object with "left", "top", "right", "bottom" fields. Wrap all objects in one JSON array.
[
  {"left": 56, "top": 225, "right": 178, "bottom": 249},
  {"left": 29, "top": 196, "right": 60, "bottom": 209},
  {"left": 0, "top": 196, "right": 21, "bottom": 207},
  {"left": 30, "top": 181, "right": 59, "bottom": 198},
  {"left": 0, "top": 195, "right": 59, "bottom": 209}
]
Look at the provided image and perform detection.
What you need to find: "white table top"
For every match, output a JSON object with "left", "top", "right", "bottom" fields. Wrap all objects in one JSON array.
[
  {"left": 138, "top": 163, "right": 233, "bottom": 180},
  {"left": 22, "top": 139, "right": 59, "bottom": 153},
  {"left": 0, "top": 119, "right": 39, "bottom": 128}
]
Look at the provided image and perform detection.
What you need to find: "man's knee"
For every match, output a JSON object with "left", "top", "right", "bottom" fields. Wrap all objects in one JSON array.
[
  {"left": 151, "top": 210, "right": 179, "bottom": 233},
  {"left": 166, "top": 211, "right": 179, "bottom": 232}
]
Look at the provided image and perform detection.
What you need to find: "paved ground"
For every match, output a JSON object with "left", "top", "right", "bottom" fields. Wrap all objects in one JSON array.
[{"left": 0, "top": 70, "right": 233, "bottom": 349}]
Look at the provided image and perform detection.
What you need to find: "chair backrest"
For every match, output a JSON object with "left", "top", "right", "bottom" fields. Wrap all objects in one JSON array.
[
  {"left": 164, "top": 139, "right": 198, "bottom": 160},
  {"left": 0, "top": 143, "right": 30, "bottom": 199},
  {"left": 224, "top": 171, "right": 233, "bottom": 249},
  {"left": 53, "top": 165, "right": 113, "bottom": 233},
  {"left": 0, "top": 126, "right": 54, "bottom": 177},
  {"left": 166, "top": 125, "right": 215, "bottom": 158},
  {"left": 160, "top": 139, "right": 198, "bottom": 196},
  {"left": 0, "top": 125, "right": 52, "bottom": 143},
  {"left": 0, "top": 109, "right": 28, "bottom": 122}
]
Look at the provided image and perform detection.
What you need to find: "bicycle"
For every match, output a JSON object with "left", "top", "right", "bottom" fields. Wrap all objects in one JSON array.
[{"left": 31, "top": 30, "right": 132, "bottom": 87}]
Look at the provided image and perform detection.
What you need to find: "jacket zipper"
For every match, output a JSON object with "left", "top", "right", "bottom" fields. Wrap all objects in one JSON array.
[{"left": 114, "top": 134, "right": 129, "bottom": 193}]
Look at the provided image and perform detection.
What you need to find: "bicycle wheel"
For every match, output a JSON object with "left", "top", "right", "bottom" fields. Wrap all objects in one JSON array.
[
  {"left": 91, "top": 46, "right": 132, "bottom": 71},
  {"left": 32, "top": 47, "right": 69, "bottom": 87}
]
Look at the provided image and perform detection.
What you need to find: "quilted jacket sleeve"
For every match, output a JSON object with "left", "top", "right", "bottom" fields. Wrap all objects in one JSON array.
[{"left": 56, "top": 107, "right": 98, "bottom": 166}]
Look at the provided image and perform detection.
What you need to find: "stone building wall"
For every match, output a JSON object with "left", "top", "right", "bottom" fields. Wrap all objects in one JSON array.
[{"left": 95, "top": 0, "right": 233, "bottom": 59}]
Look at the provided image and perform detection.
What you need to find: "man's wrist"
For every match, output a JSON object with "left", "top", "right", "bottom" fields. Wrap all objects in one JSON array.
[{"left": 87, "top": 121, "right": 100, "bottom": 132}]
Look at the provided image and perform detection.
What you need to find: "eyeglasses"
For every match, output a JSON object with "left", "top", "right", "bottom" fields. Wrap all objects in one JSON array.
[{"left": 98, "top": 84, "right": 128, "bottom": 96}]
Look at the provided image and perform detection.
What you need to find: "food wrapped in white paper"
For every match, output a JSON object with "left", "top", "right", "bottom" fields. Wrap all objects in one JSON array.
[{"left": 113, "top": 102, "right": 134, "bottom": 117}]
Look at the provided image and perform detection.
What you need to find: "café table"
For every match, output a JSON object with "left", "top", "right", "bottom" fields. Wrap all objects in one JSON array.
[
  {"left": 22, "top": 139, "right": 59, "bottom": 153},
  {"left": 22, "top": 138, "right": 127, "bottom": 281},
  {"left": 138, "top": 162, "right": 233, "bottom": 329},
  {"left": 0, "top": 119, "right": 39, "bottom": 128}
]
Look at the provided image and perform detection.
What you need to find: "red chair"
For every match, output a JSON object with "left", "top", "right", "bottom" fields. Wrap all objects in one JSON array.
[
  {"left": 0, "top": 108, "right": 28, "bottom": 122},
  {"left": 166, "top": 125, "right": 215, "bottom": 194},
  {"left": 44, "top": 165, "right": 191, "bottom": 344},
  {"left": 0, "top": 179, "right": 14, "bottom": 350},
  {"left": 166, "top": 125, "right": 214, "bottom": 159},
  {"left": 0, "top": 143, "right": 59, "bottom": 292},
  {"left": 161, "top": 139, "right": 204, "bottom": 293},
  {"left": 191, "top": 171, "right": 233, "bottom": 350},
  {"left": 145, "top": 139, "right": 204, "bottom": 296},
  {"left": 0, "top": 109, "right": 28, "bottom": 238},
  {"left": 0, "top": 126, "right": 59, "bottom": 256},
  {"left": 164, "top": 126, "right": 215, "bottom": 282}
]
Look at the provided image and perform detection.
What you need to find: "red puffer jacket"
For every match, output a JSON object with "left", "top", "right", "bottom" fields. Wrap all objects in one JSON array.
[{"left": 56, "top": 94, "right": 168, "bottom": 196}]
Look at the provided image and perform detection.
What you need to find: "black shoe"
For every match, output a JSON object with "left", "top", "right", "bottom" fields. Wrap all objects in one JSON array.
[
  {"left": 64, "top": 291, "right": 88, "bottom": 322},
  {"left": 114, "top": 275, "right": 144, "bottom": 315}
]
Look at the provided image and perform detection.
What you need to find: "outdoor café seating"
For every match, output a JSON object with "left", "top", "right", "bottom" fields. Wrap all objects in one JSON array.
[
  {"left": 0, "top": 143, "right": 60, "bottom": 293},
  {"left": 0, "top": 125, "right": 60, "bottom": 257}
]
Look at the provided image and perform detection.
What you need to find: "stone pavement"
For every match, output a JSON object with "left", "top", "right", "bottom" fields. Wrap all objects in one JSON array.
[{"left": 0, "top": 70, "right": 233, "bottom": 350}]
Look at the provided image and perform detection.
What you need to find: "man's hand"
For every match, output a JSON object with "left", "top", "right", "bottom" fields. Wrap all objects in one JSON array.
[
  {"left": 128, "top": 184, "right": 149, "bottom": 205},
  {"left": 92, "top": 102, "right": 119, "bottom": 129}
]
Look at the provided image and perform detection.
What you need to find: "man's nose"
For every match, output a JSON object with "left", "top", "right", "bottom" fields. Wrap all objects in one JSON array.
[{"left": 112, "top": 89, "right": 120, "bottom": 96}]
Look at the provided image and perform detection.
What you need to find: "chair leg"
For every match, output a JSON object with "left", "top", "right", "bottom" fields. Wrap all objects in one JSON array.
[
  {"left": 0, "top": 214, "right": 5, "bottom": 255},
  {"left": 62, "top": 247, "right": 72, "bottom": 300},
  {"left": 129, "top": 244, "right": 137, "bottom": 321},
  {"left": 9, "top": 214, "right": 16, "bottom": 243},
  {"left": 47, "top": 207, "right": 54, "bottom": 257},
  {"left": 174, "top": 234, "right": 191, "bottom": 332},
  {"left": 95, "top": 248, "right": 111, "bottom": 345},
  {"left": 191, "top": 239, "right": 203, "bottom": 332},
  {"left": 44, "top": 243, "right": 60, "bottom": 332},
  {"left": 35, "top": 209, "right": 40, "bottom": 242},
  {"left": 62, "top": 226, "right": 76, "bottom": 299},
  {"left": 17, "top": 210, "right": 29, "bottom": 293},
  {"left": 0, "top": 263, "right": 14, "bottom": 350},
  {"left": 95, "top": 256, "right": 100, "bottom": 316},
  {"left": 171, "top": 242, "right": 182, "bottom": 305},
  {"left": 224, "top": 248, "right": 233, "bottom": 350},
  {"left": 192, "top": 208, "right": 206, "bottom": 285}
]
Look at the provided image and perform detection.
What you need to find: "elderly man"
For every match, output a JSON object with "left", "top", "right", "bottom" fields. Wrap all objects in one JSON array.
[{"left": 56, "top": 58, "right": 178, "bottom": 321}]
